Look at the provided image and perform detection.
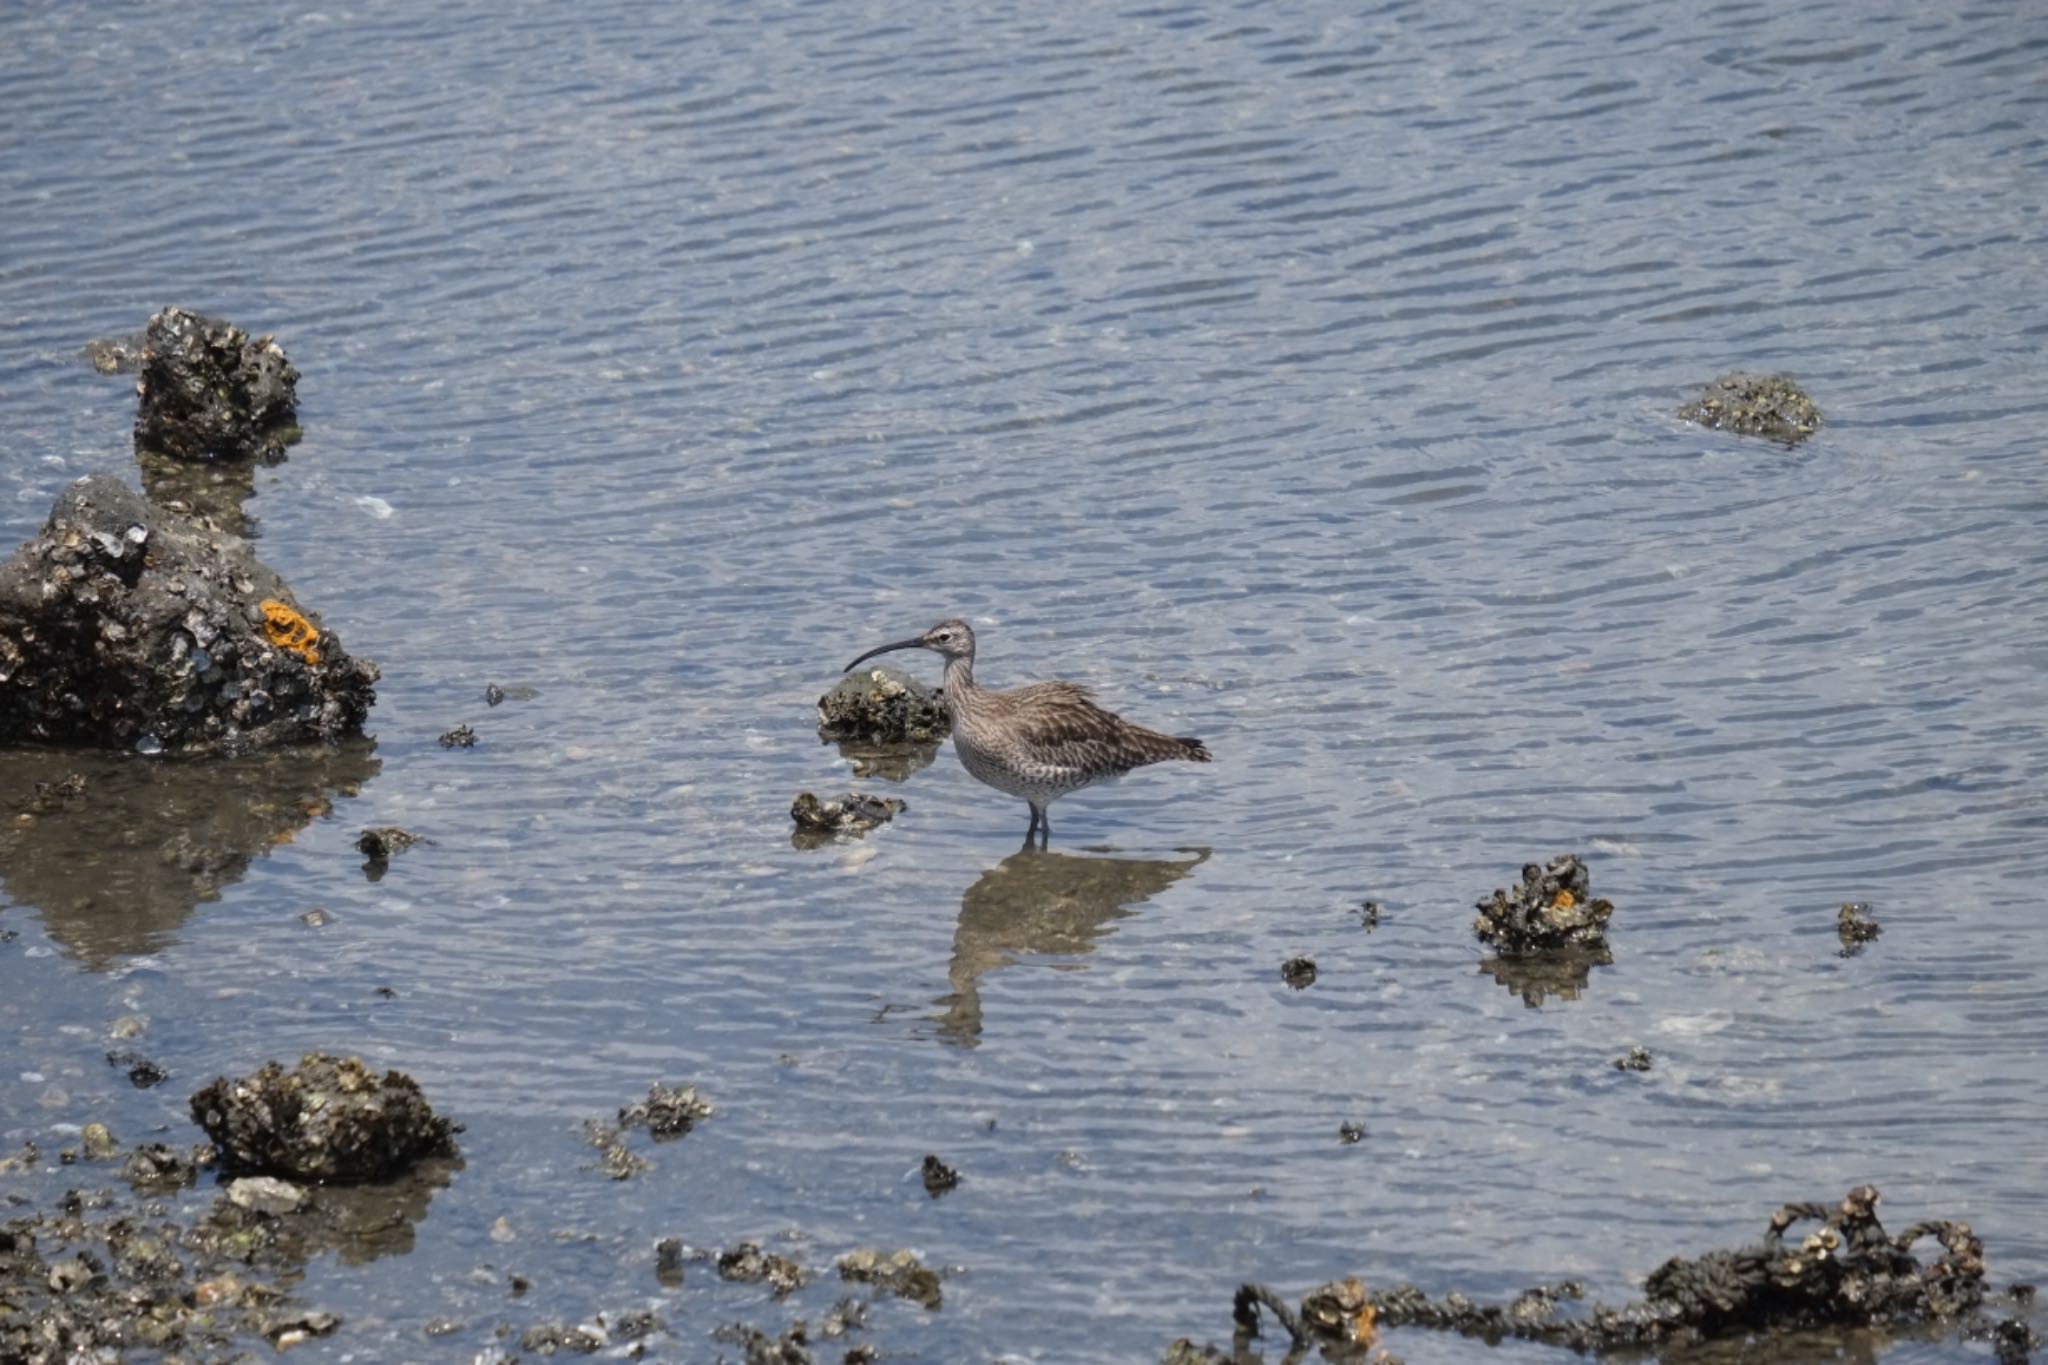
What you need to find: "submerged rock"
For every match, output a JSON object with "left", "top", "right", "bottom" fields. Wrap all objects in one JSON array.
[
  {"left": 227, "top": 1176, "right": 308, "bottom": 1217},
  {"left": 618, "top": 1081, "right": 714, "bottom": 1140},
  {"left": 1678, "top": 371, "right": 1821, "bottom": 446},
  {"left": 0, "top": 475, "right": 377, "bottom": 753},
  {"left": 1279, "top": 956, "right": 1317, "bottom": 989},
  {"left": 921, "top": 1154, "right": 960, "bottom": 1198},
  {"left": 1837, "top": 901, "right": 1882, "bottom": 955},
  {"left": 1614, "top": 1046, "right": 1653, "bottom": 1072},
  {"left": 81, "top": 332, "right": 148, "bottom": 375},
  {"left": 717, "top": 1242, "right": 809, "bottom": 1296},
  {"left": 1219, "top": 1186, "right": 2031, "bottom": 1358},
  {"left": 580, "top": 1119, "right": 650, "bottom": 1181},
  {"left": 188, "top": 1053, "right": 459, "bottom": 1183},
  {"left": 132, "top": 308, "right": 301, "bottom": 464},
  {"left": 818, "top": 666, "right": 950, "bottom": 744},
  {"left": 1473, "top": 855, "right": 1614, "bottom": 955},
  {"left": 355, "top": 826, "right": 426, "bottom": 863},
  {"left": 79, "top": 1123, "right": 120, "bottom": 1162},
  {"left": 790, "top": 791, "right": 904, "bottom": 845},
  {"left": 837, "top": 1247, "right": 941, "bottom": 1310}
]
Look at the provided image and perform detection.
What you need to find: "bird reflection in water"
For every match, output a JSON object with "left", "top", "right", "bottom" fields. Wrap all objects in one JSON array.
[{"left": 932, "top": 846, "right": 1208, "bottom": 1047}]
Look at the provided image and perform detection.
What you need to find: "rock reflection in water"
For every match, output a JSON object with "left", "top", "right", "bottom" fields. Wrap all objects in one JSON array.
[
  {"left": 0, "top": 742, "right": 378, "bottom": 967},
  {"left": 829, "top": 737, "right": 939, "bottom": 783},
  {"left": 934, "top": 847, "right": 1208, "bottom": 1047},
  {"left": 287, "top": 1155, "right": 460, "bottom": 1266},
  {"left": 136, "top": 449, "right": 262, "bottom": 540},
  {"left": 1478, "top": 946, "right": 1612, "bottom": 1008}
]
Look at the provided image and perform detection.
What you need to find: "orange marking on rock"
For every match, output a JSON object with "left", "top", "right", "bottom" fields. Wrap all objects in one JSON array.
[{"left": 260, "top": 599, "right": 321, "bottom": 666}]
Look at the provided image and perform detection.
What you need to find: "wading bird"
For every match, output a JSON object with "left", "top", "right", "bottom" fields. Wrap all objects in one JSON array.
[{"left": 844, "top": 619, "right": 1210, "bottom": 848}]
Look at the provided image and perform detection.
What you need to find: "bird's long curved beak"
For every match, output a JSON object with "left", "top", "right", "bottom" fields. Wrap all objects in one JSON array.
[{"left": 843, "top": 636, "right": 927, "bottom": 673}]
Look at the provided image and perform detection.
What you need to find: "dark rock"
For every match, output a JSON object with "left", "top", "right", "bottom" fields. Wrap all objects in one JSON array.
[
  {"left": 1356, "top": 900, "right": 1382, "bottom": 930},
  {"left": 1280, "top": 955, "right": 1317, "bottom": 989},
  {"left": 1614, "top": 1046, "right": 1653, "bottom": 1072},
  {"left": 0, "top": 475, "right": 377, "bottom": 752},
  {"left": 718, "top": 1242, "right": 809, "bottom": 1296},
  {"left": 1838, "top": 901, "right": 1882, "bottom": 955},
  {"left": 790, "top": 792, "right": 903, "bottom": 846},
  {"left": 1338, "top": 1121, "right": 1367, "bottom": 1145},
  {"left": 1473, "top": 855, "right": 1614, "bottom": 955},
  {"left": 132, "top": 308, "right": 300, "bottom": 464},
  {"left": 119, "top": 1141, "right": 212, "bottom": 1190},
  {"left": 1678, "top": 371, "right": 1821, "bottom": 446},
  {"left": 655, "top": 1236, "right": 686, "bottom": 1288},
  {"left": 189, "top": 1053, "right": 459, "bottom": 1183},
  {"left": 520, "top": 1321, "right": 606, "bottom": 1354},
  {"left": 106, "top": 1051, "right": 169, "bottom": 1088},
  {"left": 712, "top": 1320, "right": 813, "bottom": 1363},
  {"left": 818, "top": 665, "right": 950, "bottom": 744},
  {"left": 921, "top": 1154, "right": 960, "bottom": 1197},
  {"left": 438, "top": 725, "right": 476, "bottom": 748},
  {"left": 356, "top": 826, "right": 426, "bottom": 862},
  {"left": 837, "top": 1247, "right": 941, "bottom": 1310},
  {"left": 618, "top": 1081, "right": 714, "bottom": 1140}
]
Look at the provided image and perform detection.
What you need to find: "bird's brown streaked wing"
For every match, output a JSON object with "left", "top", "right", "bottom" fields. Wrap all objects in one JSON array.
[{"left": 997, "top": 685, "right": 1204, "bottom": 771}]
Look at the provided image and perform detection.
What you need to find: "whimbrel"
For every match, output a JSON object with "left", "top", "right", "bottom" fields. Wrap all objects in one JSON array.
[{"left": 843, "top": 619, "right": 1210, "bottom": 848}]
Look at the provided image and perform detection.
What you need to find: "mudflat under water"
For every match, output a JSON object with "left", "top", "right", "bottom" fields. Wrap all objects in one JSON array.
[{"left": 3, "top": 1, "right": 2046, "bottom": 1360}]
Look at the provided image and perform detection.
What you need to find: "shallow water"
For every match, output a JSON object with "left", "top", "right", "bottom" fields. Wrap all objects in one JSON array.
[{"left": 3, "top": 0, "right": 2046, "bottom": 1360}]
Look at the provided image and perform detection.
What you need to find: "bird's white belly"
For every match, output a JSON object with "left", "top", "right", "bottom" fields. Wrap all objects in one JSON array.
[{"left": 953, "top": 728, "right": 1103, "bottom": 805}]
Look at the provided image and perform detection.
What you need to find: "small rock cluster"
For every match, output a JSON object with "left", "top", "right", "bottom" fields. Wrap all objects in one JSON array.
[
  {"left": 619, "top": 1081, "right": 715, "bottom": 1140},
  {"left": 1678, "top": 371, "right": 1822, "bottom": 446},
  {"left": 1210, "top": 1186, "right": 2036, "bottom": 1360},
  {"left": 1838, "top": 901, "right": 1883, "bottom": 955},
  {"left": 837, "top": 1247, "right": 943, "bottom": 1310},
  {"left": 790, "top": 791, "right": 904, "bottom": 842}
]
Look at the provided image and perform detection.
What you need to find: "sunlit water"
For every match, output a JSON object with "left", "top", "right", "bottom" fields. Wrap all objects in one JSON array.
[{"left": 3, "top": 1, "right": 2045, "bottom": 1360}]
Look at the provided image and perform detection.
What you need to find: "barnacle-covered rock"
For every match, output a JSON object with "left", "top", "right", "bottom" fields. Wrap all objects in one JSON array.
[
  {"left": 0, "top": 475, "right": 377, "bottom": 753},
  {"left": 791, "top": 791, "right": 904, "bottom": 845},
  {"left": 819, "top": 666, "right": 950, "bottom": 744},
  {"left": 837, "top": 1247, "right": 942, "bottom": 1310},
  {"left": 1678, "top": 371, "right": 1821, "bottom": 446},
  {"left": 717, "top": 1242, "right": 809, "bottom": 1296},
  {"left": 188, "top": 1053, "right": 459, "bottom": 1183},
  {"left": 132, "top": 308, "right": 300, "bottom": 464},
  {"left": 618, "top": 1082, "right": 714, "bottom": 1140},
  {"left": 1473, "top": 855, "right": 1614, "bottom": 954},
  {"left": 1221, "top": 1187, "right": 2030, "bottom": 1357},
  {"left": 1837, "top": 901, "right": 1882, "bottom": 955}
]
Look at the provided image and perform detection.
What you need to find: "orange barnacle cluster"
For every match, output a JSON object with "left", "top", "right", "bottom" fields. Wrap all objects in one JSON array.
[
  {"left": 1551, "top": 889, "right": 1576, "bottom": 910},
  {"left": 260, "top": 598, "right": 321, "bottom": 666}
]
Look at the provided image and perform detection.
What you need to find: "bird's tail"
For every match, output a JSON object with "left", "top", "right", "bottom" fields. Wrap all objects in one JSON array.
[{"left": 1127, "top": 728, "right": 1210, "bottom": 764}]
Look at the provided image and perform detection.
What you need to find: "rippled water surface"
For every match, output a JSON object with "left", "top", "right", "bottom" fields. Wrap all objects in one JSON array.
[{"left": 4, "top": 1, "right": 2046, "bottom": 1360}]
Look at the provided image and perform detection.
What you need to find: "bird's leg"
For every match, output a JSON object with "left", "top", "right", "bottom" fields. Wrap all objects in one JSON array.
[
  {"left": 1036, "top": 807, "right": 1051, "bottom": 850},
  {"left": 1021, "top": 804, "right": 1042, "bottom": 852}
]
